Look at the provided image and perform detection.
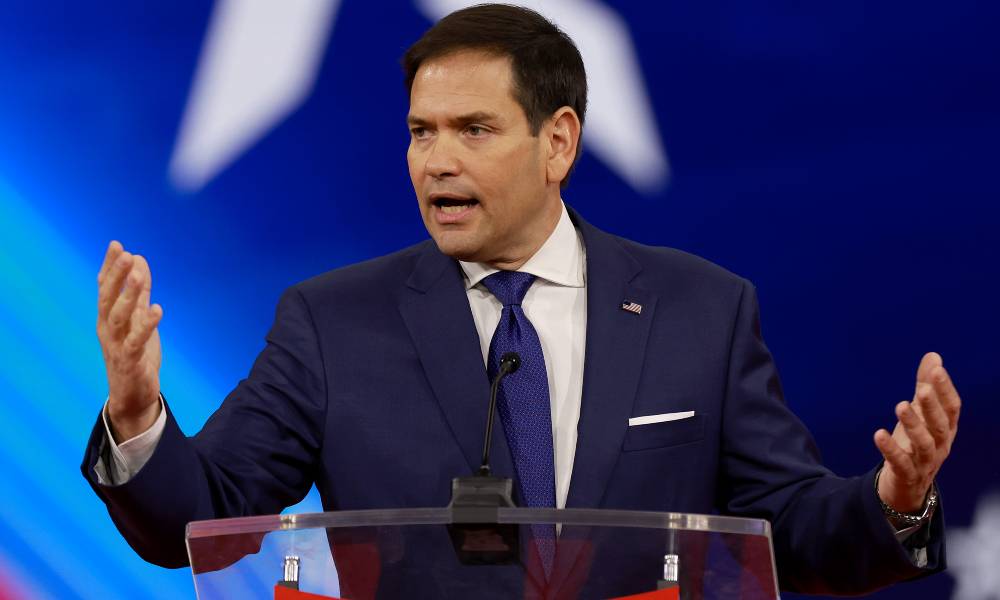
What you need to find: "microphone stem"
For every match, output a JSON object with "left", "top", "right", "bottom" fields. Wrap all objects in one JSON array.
[{"left": 480, "top": 364, "right": 508, "bottom": 475}]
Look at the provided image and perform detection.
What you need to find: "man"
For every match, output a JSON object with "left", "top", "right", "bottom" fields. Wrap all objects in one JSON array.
[{"left": 83, "top": 4, "right": 960, "bottom": 597}]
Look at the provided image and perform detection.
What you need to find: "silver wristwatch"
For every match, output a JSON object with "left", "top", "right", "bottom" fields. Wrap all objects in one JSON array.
[{"left": 875, "top": 468, "right": 939, "bottom": 528}]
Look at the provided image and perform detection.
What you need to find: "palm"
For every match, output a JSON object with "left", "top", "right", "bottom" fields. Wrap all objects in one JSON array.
[
  {"left": 97, "top": 241, "right": 164, "bottom": 439},
  {"left": 874, "top": 352, "right": 961, "bottom": 512}
]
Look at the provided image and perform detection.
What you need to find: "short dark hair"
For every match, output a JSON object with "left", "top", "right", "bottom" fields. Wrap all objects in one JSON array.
[{"left": 402, "top": 4, "right": 588, "bottom": 186}]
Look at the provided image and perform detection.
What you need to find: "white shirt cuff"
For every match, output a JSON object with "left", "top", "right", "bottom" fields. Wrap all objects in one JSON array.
[{"left": 93, "top": 396, "right": 166, "bottom": 485}]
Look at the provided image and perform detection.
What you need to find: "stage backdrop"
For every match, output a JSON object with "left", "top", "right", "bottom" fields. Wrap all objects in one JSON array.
[{"left": 0, "top": 1, "right": 997, "bottom": 599}]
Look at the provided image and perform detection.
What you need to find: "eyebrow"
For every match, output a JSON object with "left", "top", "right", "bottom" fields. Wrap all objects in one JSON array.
[{"left": 407, "top": 111, "right": 501, "bottom": 128}]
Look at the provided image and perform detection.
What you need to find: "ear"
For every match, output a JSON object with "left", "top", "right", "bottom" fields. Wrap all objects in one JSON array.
[{"left": 544, "top": 107, "right": 581, "bottom": 185}]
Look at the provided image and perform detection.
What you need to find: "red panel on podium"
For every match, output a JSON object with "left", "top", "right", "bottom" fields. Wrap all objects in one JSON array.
[
  {"left": 610, "top": 587, "right": 680, "bottom": 600},
  {"left": 274, "top": 585, "right": 341, "bottom": 600}
]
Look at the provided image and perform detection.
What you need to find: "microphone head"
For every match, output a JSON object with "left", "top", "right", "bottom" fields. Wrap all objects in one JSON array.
[{"left": 500, "top": 352, "right": 521, "bottom": 374}]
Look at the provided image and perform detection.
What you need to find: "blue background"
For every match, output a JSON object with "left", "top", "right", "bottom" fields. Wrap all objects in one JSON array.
[{"left": 0, "top": 1, "right": 997, "bottom": 598}]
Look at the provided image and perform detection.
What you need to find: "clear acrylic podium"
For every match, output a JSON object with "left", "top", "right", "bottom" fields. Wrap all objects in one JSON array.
[{"left": 186, "top": 508, "right": 779, "bottom": 600}]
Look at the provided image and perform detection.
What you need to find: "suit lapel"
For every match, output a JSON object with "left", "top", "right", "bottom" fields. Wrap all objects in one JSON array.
[
  {"left": 398, "top": 243, "right": 516, "bottom": 481},
  {"left": 565, "top": 209, "right": 658, "bottom": 509}
]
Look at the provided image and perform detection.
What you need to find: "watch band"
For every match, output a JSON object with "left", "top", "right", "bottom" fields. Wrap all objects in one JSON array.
[{"left": 875, "top": 468, "right": 939, "bottom": 527}]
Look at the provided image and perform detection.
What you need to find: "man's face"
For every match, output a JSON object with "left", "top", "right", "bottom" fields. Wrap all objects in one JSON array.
[{"left": 407, "top": 51, "right": 559, "bottom": 267}]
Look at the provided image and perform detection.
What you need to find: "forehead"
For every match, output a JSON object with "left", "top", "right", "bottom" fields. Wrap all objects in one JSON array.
[{"left": 408, "top": 51, "right": 521, "bottom": 119}]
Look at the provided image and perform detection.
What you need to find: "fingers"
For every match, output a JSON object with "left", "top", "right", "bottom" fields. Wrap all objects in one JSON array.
[
  {"left": 912, "top": 353, "right": 960, "bottom": 443},
  {"left": 105, "top": 258, "right": 148, "bottom": 340},
  {"left": 97, "top": 240, "right": 123, "bottom": 286},
  {"left": 122, "top": 304, "right": 163, "bottom": 359},
  {"left": 931, "top": 365, "right": 961, "bottom": 430},
  {"left": 874, "top": 427, "right": 919, "bottom": 484},
  {"left": 915, "top": 351, "right": 942, "bottom": 386},
  {"left": 98, "top": 250, "right": 134, "bottom": 322},
  {"left": 914, "top": 377, "right": 951, "bottom": 446},
  {"left": 131, "top": 255, "right": 153, "bottom": 313},
  {"left": 896, "top": 400, "right": 937, "bottom": 473},
  {"left": 97, "top": 247, "right": 156, "bottom": 348}
]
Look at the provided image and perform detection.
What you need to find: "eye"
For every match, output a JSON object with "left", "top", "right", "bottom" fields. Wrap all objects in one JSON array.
[
  {"left": 466, "top": 125, "right": 488, "bottom": 137},
  {"left": 410, "top": 127, "right": 429, "bottom": 139}
]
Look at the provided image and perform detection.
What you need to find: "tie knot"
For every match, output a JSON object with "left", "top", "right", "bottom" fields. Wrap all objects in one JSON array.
[{"left": 481, "top": 270, "right": 536, "bottom": 306}]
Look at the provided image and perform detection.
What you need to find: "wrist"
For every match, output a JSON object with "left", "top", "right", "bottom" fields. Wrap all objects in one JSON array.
[
  {"left": 876, "top": 464, "right": 933, "bottom": 512},
  {"left": 875, "top": 468, "right": 938, "bottom": 529},
  {"left": 108, "top": 396, "right": 161, "bottom": 442}
]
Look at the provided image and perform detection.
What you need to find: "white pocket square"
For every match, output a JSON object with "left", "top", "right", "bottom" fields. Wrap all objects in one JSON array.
[{"left": 628, "top": 411, "right": 695, "bottom": 427}]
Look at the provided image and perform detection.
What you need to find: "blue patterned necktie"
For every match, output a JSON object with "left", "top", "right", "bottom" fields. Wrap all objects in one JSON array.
[{"left": 481, "top": 270, "right": 556, "bottom": 578}]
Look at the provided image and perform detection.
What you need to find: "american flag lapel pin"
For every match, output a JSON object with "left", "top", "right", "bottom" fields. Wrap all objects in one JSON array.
[{"left": 621, "top": 300, "right": 642, "bottom": 315}]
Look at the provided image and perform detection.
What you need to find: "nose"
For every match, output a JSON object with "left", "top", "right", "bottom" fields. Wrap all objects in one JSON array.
[{"left": 423, "top": 134, "right": 461, "bottom": 179}]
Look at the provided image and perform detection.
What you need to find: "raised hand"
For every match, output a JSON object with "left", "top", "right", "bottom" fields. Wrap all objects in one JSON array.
[
  {"left": 874, "top": 352, "right": 961, "bottom": 513},
  {"left": 96, "top": 241, "right": 163, "bottom": 442}
]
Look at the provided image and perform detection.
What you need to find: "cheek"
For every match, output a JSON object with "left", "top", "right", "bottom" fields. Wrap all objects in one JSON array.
[
  {"left": 516, "top": 141, "right": 546, "bottom": 181},
  {"left": 406, "top": 149, "right": 419, "bottom": 185},
  {"left": 473, "top": 142, "right": 543, "bottom": 217},
  {"left": 407, "top": 155, "right": 424, "bottom": 197},
  {"left": 507, "top": 147, "right": 546, "bottom": 196}
]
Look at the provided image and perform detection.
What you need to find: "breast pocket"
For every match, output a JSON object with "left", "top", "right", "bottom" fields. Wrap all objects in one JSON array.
[{"left": 622, "top": 414, "right": 706, "bottom": 452}]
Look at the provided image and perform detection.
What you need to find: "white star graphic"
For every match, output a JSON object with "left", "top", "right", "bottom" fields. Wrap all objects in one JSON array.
[
  {"left": 170, "top": 0, "right": 342, "bottom": 191},
  {"left": 169, "top": 0, "right": 668, "bottom": 194},
  {"left": 949, "top": 493, "right": 1000, "bottom": 600}
]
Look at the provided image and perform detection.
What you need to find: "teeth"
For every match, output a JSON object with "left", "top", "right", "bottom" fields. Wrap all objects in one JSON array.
[{"left": 440, "top": 203, "right": 471, "bottom": 214}]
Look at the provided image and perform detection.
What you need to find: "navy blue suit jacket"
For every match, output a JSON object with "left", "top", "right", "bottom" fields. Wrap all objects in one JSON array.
[{"left": 83, "top": 208, "right": 944, "bottom": 595}]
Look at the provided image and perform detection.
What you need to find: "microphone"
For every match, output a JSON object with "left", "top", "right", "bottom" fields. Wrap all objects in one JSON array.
[
  {"left": 447, "top": 351, "right": 522, "bottom": 566},
  {"left": 479, "top": 352, "right": 520, "bottom": 476}
]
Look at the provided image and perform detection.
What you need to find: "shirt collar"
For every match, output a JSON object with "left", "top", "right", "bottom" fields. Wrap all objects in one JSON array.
[{"left": 459, "top": 202, "right": 586, "bottom": 290}]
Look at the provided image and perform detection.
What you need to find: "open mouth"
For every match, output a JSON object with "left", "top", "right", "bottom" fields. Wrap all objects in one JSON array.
[{"left": 432, "top": 196, "right": 479, "bottom": 214}]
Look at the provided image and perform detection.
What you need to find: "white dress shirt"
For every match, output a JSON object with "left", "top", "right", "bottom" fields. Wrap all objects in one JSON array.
[
  {"left": 94, "top": 398, "right": 166, "bottom": 485},
  {"left": 98, "top": 202, "right": 588, "bottom": 511}
]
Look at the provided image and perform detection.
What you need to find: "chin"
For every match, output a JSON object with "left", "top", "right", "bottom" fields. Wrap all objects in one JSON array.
[{"left": 430, "top": 231, "right": 485, "bottom": 261}]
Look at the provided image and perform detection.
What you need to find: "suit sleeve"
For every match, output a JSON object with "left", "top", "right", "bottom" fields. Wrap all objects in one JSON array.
[
  {"left": 80, "top": 286, "right": 328, "bottom": 568},
  {"left": 717, "top": 280, "right": 945, "bottom": 595}
]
